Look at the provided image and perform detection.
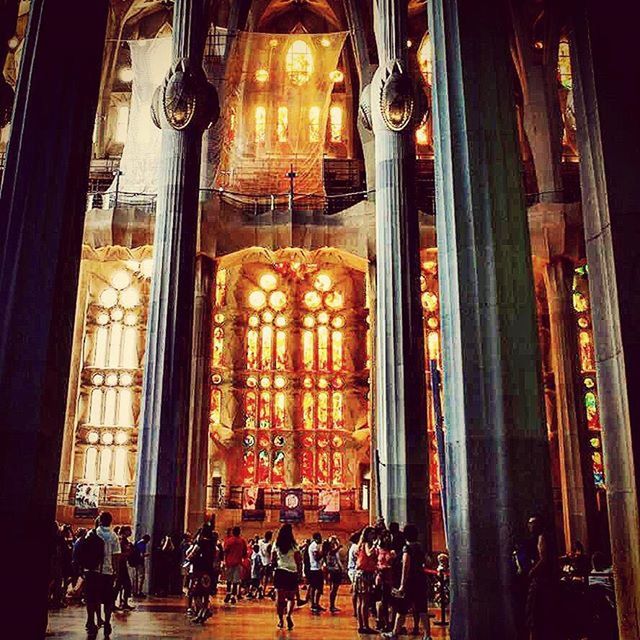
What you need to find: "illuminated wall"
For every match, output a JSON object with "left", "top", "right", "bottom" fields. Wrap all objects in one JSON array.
[
  {"left": 63, "top": 250, "right": 152, "bottom": 497},
  {"left": 208, "top": 249, "right": 370, "bottom": 492},
  {"left": 572, "top": 265, "right": 605, "bottom": 488}
]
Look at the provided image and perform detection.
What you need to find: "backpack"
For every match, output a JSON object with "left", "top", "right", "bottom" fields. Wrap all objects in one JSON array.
[
  {"left": 75, "top": 529, "right": 104, "bottom": 572},
  {"left": 128, "top": 542, "right": 143, "bottom": 567}
]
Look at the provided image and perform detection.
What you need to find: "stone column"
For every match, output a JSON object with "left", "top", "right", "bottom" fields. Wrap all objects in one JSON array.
[
  {"left": 429, "top": 1, "right": 554, "bottom": 637},
  {"left": 543, "top": 257, "right": 595, "bottom": 550},
  {"left": 0, "top": 1, "right": 108, "bottom": 634},
  {"left": 133, "top": 0, "right": 216, "bottom": 591},
  {"left": 371, "top": 0, "right": 429, "bottom": 534},
  {"left": 570, "top": 3, "right": 640, "bottom": 636},
  {"left": 185, "top": 255, "right": 214, "bottom": 532}
]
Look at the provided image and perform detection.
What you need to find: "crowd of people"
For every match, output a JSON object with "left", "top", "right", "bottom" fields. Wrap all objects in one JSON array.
[{"left": 49, "top": 512, "right": 618, "bottom": 639}]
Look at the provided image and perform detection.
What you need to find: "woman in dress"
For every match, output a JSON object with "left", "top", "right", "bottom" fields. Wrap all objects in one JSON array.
[
  {"left": 355, "top": 526, "right": 379, "bottom": 634},
  {"left": 271, "top": 524, "right": 302, "bottom": 630}
]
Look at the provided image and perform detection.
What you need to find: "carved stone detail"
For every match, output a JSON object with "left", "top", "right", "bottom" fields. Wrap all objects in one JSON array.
[
  {"left": 378, "top": 60, "right": 414, "bottom": 132},
  {"left": 358, "top": 83, "right": 373, "bottom": 132}
]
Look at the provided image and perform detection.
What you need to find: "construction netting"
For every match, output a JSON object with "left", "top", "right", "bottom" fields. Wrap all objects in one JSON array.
[{"left": 213, "top": 31, "right": 348, "bottom": 198}]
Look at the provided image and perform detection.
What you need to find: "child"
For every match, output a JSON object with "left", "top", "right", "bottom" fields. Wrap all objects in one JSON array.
[{"left": 248, "top": 544, "right": 264, "bottom": 599}]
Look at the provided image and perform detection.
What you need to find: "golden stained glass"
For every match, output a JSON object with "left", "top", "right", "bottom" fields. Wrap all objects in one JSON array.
[
  {"left": 276, "top": 330, "right": 287, "bottom": 371},
  {"left": 318, "top": 391, "right": 329, "bottom": 429},
  {"left": 247, "top": 329, "right": 259, "bottom": 369},
  {"left": 303, "top": 331, "right": 315, "bottom": 370},
  {"left": 259, "top": 272, "right": 278, "bottom": 291},
  {"left": 274, "top": 392, "right": 286, "bottom": 429},
  {"left": 309, "top": 106, "right": 321, "bottom": 143},
  {"left": 210, "top": 389, "right": 222, "bottom": 426},
  {"left": 255, "top": 105, "right": 267, "bottom": 144},
  {"left": 332, "top": 330, "right": 343, "bottom": 371},
  {"left": 212, "top": 326, "right": 224, "bottom": 367},
  {"left": 332, "top": 451, "right": 343, "bottom": 485},
  {"left": 579, "top": 330, "right": 595, "bottom": 371},
  {"left": 286, "top": 39, "right": 314, "bottom": 86},
  {"left": 261, "top": 325, "right": 273, "bottom": 369},
  {"left": 417, "top": 33, "right": 433, "bottom": 86},
  {"left": 332, "top": 391, "right": 344, "bottom": 429},
  {"left": 558, "top": 40, "right": 572, "bottom": 90},
  {"left": 245, "top": 391, "right": 257, "bottom": 429},
  {"left": 329, "top": 104, "right": 343, "bottom": 142},
  {"left": 259, "top": 391, "right": 271, "bottom": 429},
  {"left": 303, "top": 392, "right": 314, "bottom": 430},
  {"left": 277, "top": 106, "right": 288, "bottom": 143},
  {"left": 318, "top": 325, "right": 329, "bottom": 370},
  {"left": 427, "top": 331, "right": 440, "bottom": 361}
]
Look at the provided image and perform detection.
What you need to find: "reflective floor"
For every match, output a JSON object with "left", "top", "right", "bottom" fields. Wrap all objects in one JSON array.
[{"left": 48, "top": 593, "right": 451, "bottom": 639}]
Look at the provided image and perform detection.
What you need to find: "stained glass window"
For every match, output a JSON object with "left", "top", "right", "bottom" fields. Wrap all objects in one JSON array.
[
  {"left": 255, "top": 106, "right": 267, "bottom": 144},
  {"left": 286, "top": 39, "right": 314, "bottom": 86},
  {"left": 277, "top": 106, "right": 288, "bottom": 143},
  {"left": 329, "top": 104, "right": 343, "bottom": 143},
  {"left": 309, "top": 106, "right": 321, "bottom": 143},
  {"left": 573, "top": 264, "right": 605, "bottom": 489}
]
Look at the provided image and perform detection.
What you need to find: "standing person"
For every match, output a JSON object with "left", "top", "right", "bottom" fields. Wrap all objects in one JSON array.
[
  {"left": 382, "top": 524, "right": 431, "bottom": 640},
  {"left": 271, "top": 524, "right": 302, "bottom": 631},
  {"left": 114, "top": 526, "right": 134, "bottom": 611},
  {"left": 258, "top": 531, "right": 274, "bottom": 598},
  {"left": 248, "top": 544, "right": 264, "bottom": 599},
  {"left": 307, "top": 532, "right": 325, "bottom": 613},
  {"left": 187, "top": 523, "right": 216, "bottom": 624},
  {"left": 94, "top": 511, "right": 121, "bottom": 637},
  {"left": 130, "top": 534, "right": 151, "bottom": 598},
  {"left": 157, "top": 534, "right": 175, "bottom": 596},
  {"left": 324, "top": 536, "right": 344, "bottom": 613},
  {"left": 75, "top": 522, "right": 105, "bottom": 637},
  {"left": 223, "top": 526, "right": 247, "bottom": 604},
  {"left": 347, "top": 530, "right": 360, "bottom": 618},
  {"left": 354, "top": 526, "right": 378, "bottom": 634},
  {"left": 525, "top": 515, "right": 558, "bottom": 640},
  {"left": 375, "top": 530, "right": 396, "bottom": 631},
  {"left": 179, "top": 532, "right": 192, "bottom": 595}
]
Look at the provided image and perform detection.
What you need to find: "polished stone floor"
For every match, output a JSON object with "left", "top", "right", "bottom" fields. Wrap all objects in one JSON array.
[{"left": 48, "top": 593, "right": 451, "bottom": 639}]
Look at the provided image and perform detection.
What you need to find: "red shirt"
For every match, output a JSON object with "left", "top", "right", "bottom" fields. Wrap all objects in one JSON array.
[
  {"left": 356, "top": 544, "right": 378, "bottom": 572},
  {"left": 224, "top": 536, "right": 247, "bottom": 567}
]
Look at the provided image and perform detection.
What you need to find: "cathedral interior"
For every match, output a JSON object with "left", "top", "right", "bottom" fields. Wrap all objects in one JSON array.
[{"left": 0, "top": 0, "right": 639, "bottom": 638}]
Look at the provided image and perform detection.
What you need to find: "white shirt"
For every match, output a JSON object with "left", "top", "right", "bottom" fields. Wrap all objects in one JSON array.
[
  {"left": 258, "top": 538, "right": 271, "bottom": 566},
  {"left": 347, "top": 543, "right": 358, "bottom": 571},
  {"left": 96, "top": 526, "right": 121, "bottom": 575},
  {"left": 308, "top": 540, "right": 321, "bottom": 571},
  {"left": 275, "top": 546, "right": 298, "bottom": 573}
]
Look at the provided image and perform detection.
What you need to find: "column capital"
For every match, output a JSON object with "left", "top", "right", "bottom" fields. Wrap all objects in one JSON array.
[{"left": 528, "top": 201, "right": 583, "bottom": 262}]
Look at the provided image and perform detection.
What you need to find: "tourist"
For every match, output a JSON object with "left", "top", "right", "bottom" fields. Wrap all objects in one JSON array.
[
  {"left": 525, "top": 515, "right": 557, "bottom": 640},
  {"left": 114, "top": 525, "right": 134, "bottom": 610},
  {"left": 347, "top": 530, "right": 360, "bottom": 617},
  {"left": 323, "top": 536, "right": 343, "bottom": 613},
  {"left": 307, "top": 532, "right": 325, "bottom": 613},
  {"left": 223, "top": 526, "right": 247, "bottom": 604},
  {"left": 587, "top": 551, "right": 617, "bottom": 638},
  {"left": 179, "top": 532, "right": 192, "bottom": 595},
  {"left": 354, "top": 526, "right": 378, "bottom": 634},
  {"left": 74, "top": 523, "right": 104, "bottom": 636},
  {"left": 94, "top": 511, "right": 121, "bottom": 637},
  {"left": 382, "top": 524, "right": 431, "bottom": 640},
  {"left": 186, "top": 523, "right": 217, "bottom": 624},
  {"left": 375, "top": 529, "right": 396, "bottom": 631},
  {"left": 271, "top": 523, "right": 302, "bottom": 630},
  {"left": 157, "top": 534, "right": 176, "bottom": 596},
  {"left": 247, "top": 543, "right": 264, "bottom": 599},
  {"left": 130, "top": 533, "right": 151, "bottom": 598},
  {"left": 258, "top": 530, "right": 274, "bottom": 598}
]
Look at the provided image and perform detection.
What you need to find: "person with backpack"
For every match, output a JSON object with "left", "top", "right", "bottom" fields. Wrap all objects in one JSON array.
[{"left": 129, "top": 533, "right": 150, "bottom": 597}]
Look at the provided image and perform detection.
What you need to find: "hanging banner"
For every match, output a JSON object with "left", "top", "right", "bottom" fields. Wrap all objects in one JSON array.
[
  {"left": 74, "top": 483, "right": 100, "bottom": 519},
  {"left": 318, "top": 489, "right": 341, "bottom": 523},
  {"left": 242, "top": 486, "right": 265, "bottom": 522},
  {"left": 280, "top": 488, "right": 304, "bottom": 523}
]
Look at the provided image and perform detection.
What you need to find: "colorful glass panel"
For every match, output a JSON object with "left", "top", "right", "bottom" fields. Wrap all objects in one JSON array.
[
  {"left": 257, "top": 449, "right": 270, "bottom": 483},
  {"left": 212, "top": 326, "right": 224, "bottom": 367},
  {"left": 247, "top": 329, "right": 259, "bottom": 369},
  {"left": 332, "top": 451, "right": 343, "bottom": 486},
  {"left": 318, "top": 391, "right": 329, "bottom": 429},
  {"left": 332, "top": 391, "right": 344, "bottom": 429},
  {"left": 245, "top": 391, "right": 257, "bottom": 429},
  {"left": 276, "top": 330, "right": 287, "bottom": 370},
  {"left": 261, "top": 325, "right": 273, "bottom": 370},
  {"left": 303, "top": 392, "right": 314, "bottom": 429},
  {"left": 259, "top": 391, "right": 271, "bottom": 429},
  {"left": 274, "top": 392, "right": 286, "bottom": 429},
  {"left": 210, "top": 389, "right": 221, "bottom": 426},
  {"left": 318, "top": 325, "right": 329, "bottom": 370},
  {"left": 332, "top": 330, "right": 343, "bottom": 371},
  {"left": 272, "top": 450, "right": 285, "bottom": 484},
  {"left": 303, "top": 331, "right": 314, "bottom": 370}
]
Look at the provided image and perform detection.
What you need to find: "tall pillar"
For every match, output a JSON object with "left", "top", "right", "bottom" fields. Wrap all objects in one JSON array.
[
  {"left": 570, "top": 3, "right": 640, "bottom": 636},
  {"left": 371, "top": 0, "right": 429, "bottom": 533},
  {"left": 134, "top": 0, "right": 216, "bottom": 590},
  {"left": 430, "top": 1, "right": 554, "bottom": 637},
  {"left": 185, "top": 255, "right": 214, "bottom": 532},
  {"left": 543, "top": 257, "right": 595, "bottom": 550},
  {"left": 0, "top": 1, "right": 108, "bottom": 634}
]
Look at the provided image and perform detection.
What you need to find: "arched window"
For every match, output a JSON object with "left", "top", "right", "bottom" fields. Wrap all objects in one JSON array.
[
  {"left": 286, "top": 39, "right": 314, "bottom": 86},
  {"left": 84, "top": 447, "right": 98, "bottom": 482},
  {"left": 255, "top": 106, "right": 267, "bottom": 144},
  {"left": 113, "top": 448, "right": 128, "bottom": 485},
  {"left": 329, "top": 105, "right": 343, "bottom": 143}
]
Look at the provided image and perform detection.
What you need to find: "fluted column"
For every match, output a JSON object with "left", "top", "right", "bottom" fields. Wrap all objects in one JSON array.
[
  {"left": 0, "top": 1, "right": 108, "bottom": 634},
  {"left": 371, "top": 0, "right": 429, "bottom": 534},
  {"left": 133, "top": 0, "right": 215, "bottom": 591},
  {"left": 185, "top": 255, "right": 214, "bottom": 532},
  {"left": 570, "top": 3, "right": 640, "bottom": 636},
  {"left": 543, "top": 258, "right": 595, "bottom": 551},
  {"left": 430, "top": 1, "right": 553, "bottom": 637}
]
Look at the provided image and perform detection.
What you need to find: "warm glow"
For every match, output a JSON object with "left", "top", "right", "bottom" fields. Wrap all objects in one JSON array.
[
  {"left": 309, "top": 106, "right": 321, "bottom": 143},
  {"left": 249, "top": 289, "right": 267, "bottom": 309},
  {"left": 325, "top": 291, "right": 344, "bottom": 309},
  {"left": 212, "top": 326, "right": 224, "bottom": 367},
  {"left": 303, "top": 331, "right": 315, "bottom": 370},
  {"left": 329, "top": 69, "right": 344, "bottom": 83},
  {"left": 276, "top": 330, "right": 287, "bottom": 370},
  {"left": 277, "top": 106, "right": 288, "bottom": 143},
  {"left": 100, "top": 288, "right": 118, "bottom": 308},
  {"left": 269, "top": 290, "right": 287, "bottom": 310},
  {"left": 304, "top": 290, "right": 322, "bottom": 309},
  {"left": 303, "top": 392, "right": 314, "bottom": 429},
  {"left": 332, "top": 330, "right": 343, "bottom": 370},
  {"left": 259, "top": 272, "right": 278, "bottom": 291},
  {"left": 286, "top": 39, "right": 314, "bottom": 85},
  {"left": 255, "top": 105, "right": 267, "bottom": 144},
  {"left": 318, "top": 392, "right": 329, "bottom": 428},
  {"left": 120, "top": 287, "right": 139, "bottom": 308},
  {"left": 318, "top": 325, "right": 329, "bottom": 370},
  {"left": 417, "top": 33, "right": 433, "bottom": 86},
  {"left": 261, "top": 325, "right": 273, "bottom": 369},
  {"left": 329, "top": 104, "right": 343, "bottom": 142},
  {"left": 255, "top": 68, "right": 270, "bottom": 83},
  {"left": 247, "top": 329, "right": 259, "bottom": 369},
  {"left": 111, "top": 271, "right": 131, "bottom": 290},
  {"left": 427, "top": 331, "right": 440, "bottom": 360},
  {"left": 416, "top": 121, "right": 429, "bottom": 146},
  {"left": 314, "top": 273, "right": 333, "bottom": 292}
]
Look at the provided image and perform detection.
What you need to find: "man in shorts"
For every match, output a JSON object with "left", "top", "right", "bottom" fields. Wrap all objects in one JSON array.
[
  {"left": 307, "top": 532, "right": 325, "bottom": 613},
  {"left": 223, "top": 526, "right": 247, "bottom": 604}
]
